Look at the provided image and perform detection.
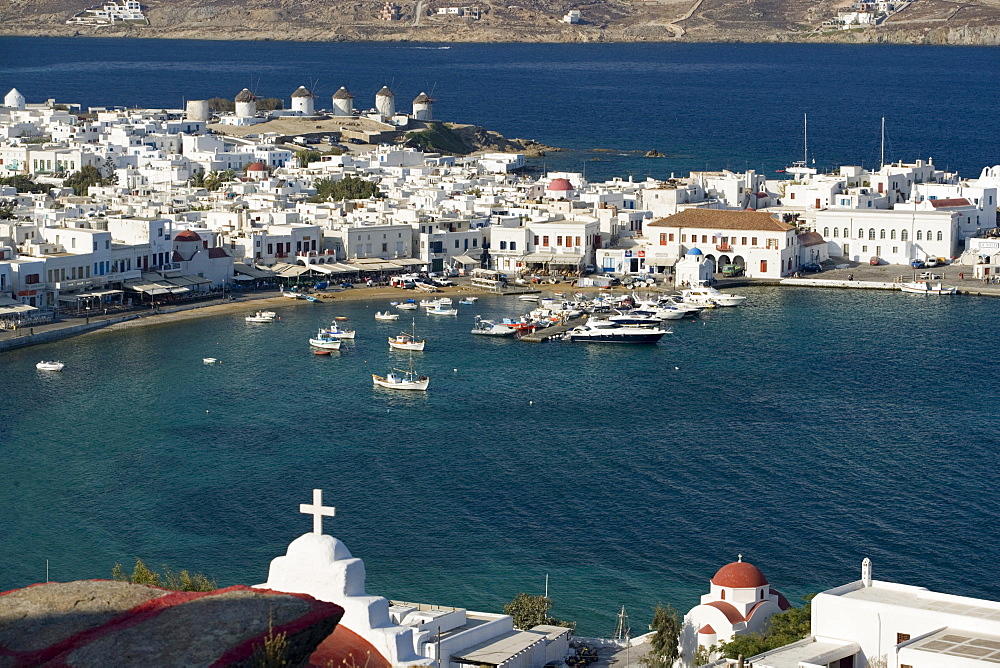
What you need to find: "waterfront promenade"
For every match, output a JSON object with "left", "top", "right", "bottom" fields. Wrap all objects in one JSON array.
[{"left": 6, "top": 264, "right": 1000, "bottom": 353}]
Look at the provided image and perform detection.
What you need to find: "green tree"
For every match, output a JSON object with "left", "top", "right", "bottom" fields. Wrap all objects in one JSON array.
[
  {"left": 256, "top": 97, "right": 284, "bottom": 111},
  {"left": 189, "top": 169, "right": 207, "bottom": 189},
  {"left": 310, "top": 175, "right": 381, "bottom": 202},
  {"left": 112, "top": 557, "right": 216, "bottom": 591},
  {"left": 0, "top": 200, "right": 16, "bottom": 220},
  {"left": 208, "top": 97, "right": 235, "bottom": 113},
  {"left": 642, "top": 604, "right": 681, "bottom": 667},
  {"left": 717, "top": 596, "right": 813, "bottom": 660},
  {"left": 296, "top": 149, "right": 322, "bottom": 166},
  {"left": 503, "top": 593, "right": 575, "bottom": 631},
  {"left": 0, "top": 175, "right": 49, "bottom": 194},
  {"left": 63, "top": 163, "right": 114, "bottom": 195}
]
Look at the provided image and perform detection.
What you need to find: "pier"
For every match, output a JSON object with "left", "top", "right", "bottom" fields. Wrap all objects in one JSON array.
[{"left": 518, "top": 315, "right": 586, "bottom": 342}]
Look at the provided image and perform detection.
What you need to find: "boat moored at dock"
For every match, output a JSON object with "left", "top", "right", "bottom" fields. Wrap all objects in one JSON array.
[
  {"left": 567, "top": 319, "right": 669, "bottom": 344},
  {"left": 899, "top": 281, "right": 957, "bottom": 295}
]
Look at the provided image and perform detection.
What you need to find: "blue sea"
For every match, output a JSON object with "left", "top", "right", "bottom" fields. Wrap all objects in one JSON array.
[
  {"left": 2, "top": 288, "right": 1000, "bottom": 635},
  {"left": 1, "top": 38, "right": 1000, "bottom": 635},
  {"left": 0, "top": 38, "right": 998, "bottom": 179}
]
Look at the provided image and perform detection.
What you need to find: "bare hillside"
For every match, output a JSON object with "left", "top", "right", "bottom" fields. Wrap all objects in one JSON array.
[{"left": 0, "top": 0, "right": 998, "bottom": 44}]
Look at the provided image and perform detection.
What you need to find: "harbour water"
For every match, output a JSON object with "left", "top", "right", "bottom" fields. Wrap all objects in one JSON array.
[
  {"left": 0, "top": 38, "right": 998, "bottom": 180},
  {"left": 3, "top": 287, "right": 1000, "bottom": 635}
]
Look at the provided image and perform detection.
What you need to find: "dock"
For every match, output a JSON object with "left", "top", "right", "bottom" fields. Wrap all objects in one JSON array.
[{"left": 518, "top": 316, "right": 585, "bottom": 342}]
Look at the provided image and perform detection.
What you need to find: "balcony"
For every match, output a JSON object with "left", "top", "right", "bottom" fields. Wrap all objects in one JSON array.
[{"left": 716, "top": 243, "right": 733, "bottom": 252}]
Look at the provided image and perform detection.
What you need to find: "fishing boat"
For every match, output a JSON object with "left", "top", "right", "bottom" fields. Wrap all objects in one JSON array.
[
  {"left": 899, "top": 281, "right": 957, "bottom": 295},
  {"left": 304, "top": 295, "right": 321, "bottom": 303},
  {"left": 471, "top": 315, "right": 517, "bottom": 337},
  {"left": 322, "top": 321, "right": 356, "bottom": 339},
  {"left": 313, "top": 349, "right": 332, "bottom": 356},
  {"left": 245, "top": 310, "right": 278, "bottom": 323},
  {"left": 308, "top": 330, "right": 342, "bottom": 350},
  {"left": 459, "top": 296, "right": 478, "bottom": 305},
  {"left": 396, "top": 300, "right": 418, "bottom": 311},
  {"left": 518, "top": 294, "right": 540, "bottom": 302},
  {"left": 282, "top": 290, "right": 305, "bottom": 299},
  {"left": 374, "top": 311, "right": 400, "bottom": 321},
  {"left": 372, "top": 352, "right": 429, "bottom": 391},
  {"left": 427, "top": 303, "right": 458, "bottom": 316},
  {"left": 389, "top": 320, "right": 426, "bottom": 351},
  {"left": 202, "top": 358, "right": 218, "bottom": 365},
  {"left": 567, "top": 319, "right": 669, "bottom": 344},
  {"left": 36, "top": 361, "right": 65, "bottom": 371}
]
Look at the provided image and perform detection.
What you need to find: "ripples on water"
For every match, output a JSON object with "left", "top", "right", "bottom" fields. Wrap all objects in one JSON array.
[{"left": 3, "top": 287, "right": 999, "bottom": 634}]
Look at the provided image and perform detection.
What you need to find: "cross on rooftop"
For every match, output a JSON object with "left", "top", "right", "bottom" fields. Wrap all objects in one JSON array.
[
  {"left": 738, "top": 553, "right": 743, "bottom": 562},
  {"left": 300, "top": 488, "right": 336, "bottom": 535}
]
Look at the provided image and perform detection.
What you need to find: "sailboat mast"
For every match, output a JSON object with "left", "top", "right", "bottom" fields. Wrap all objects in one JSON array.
[
  {"left": 803, "top": 113, "right": 808, "bottom": 167},
  {"left": 880, "top": 116, "right": 886, "bottom": 168}
]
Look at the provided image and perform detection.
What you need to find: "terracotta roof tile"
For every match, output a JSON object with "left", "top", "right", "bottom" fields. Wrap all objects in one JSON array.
[
  {"left": 929, "top": 198, "right": 971, "bottom": 208},
  {"left": 648, "top": 209, "right": 795, "bottom": 232},
  {"left": 705, "top": 601, "right": 745, "bottom": 624}
]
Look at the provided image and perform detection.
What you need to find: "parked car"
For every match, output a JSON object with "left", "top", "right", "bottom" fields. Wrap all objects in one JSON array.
[
  {"left": 801, "top": 262, "right": 822, "bottom": 273},
  {"left": 584, "top": 264, "right": 596, "bottom": 274},
  {"left": 721, "top": 264, "right": 745, "bottom": 277},
  {"left": 911, "top": 259, "right": 925, "bottom": 269},
  {"left": 925, "top": 257, "right": 940, "bottom": 268},
  {"left": 869, "top": 256, "right": 882, "bottom": 266}
]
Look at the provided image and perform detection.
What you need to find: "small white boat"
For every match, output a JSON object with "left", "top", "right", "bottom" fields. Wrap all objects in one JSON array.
[
  {"left": 471, "top": 316, "right": 517, "bottom": 337},
  {"left": 518, "top": 295, "right": 540, "bottom": 302},
  {"left": 389, "top": 320, "right": 426, "bottom": 351},
  {"left": 202, "top": 358, "right": 219, "bottom": 365},
  {"left": 36, "top": 361, "right": 65, "bottom": 371},
  {"left": 309, "top": 330, "right": 342, "bottom": 350},
  {"left": 900, "top": 281, "right": 957, "bottom": 295},
  {"left": 459, "top": 296, "right": 478, "bottom": 305},
  {"left": 427, "top": 304, "right": 458, "bottom": 316},
  {"left": 374, "top": 311, "right": 400, "bottom": 321},
  {"left": 282, "top": 290, "right": 305, "bottom": 299},
  {"left": 681, "top": 286, "right": 746, "bottom": 307},
  {"left": 322, "top": 322, "right": 356, "bottom": 339},
  {"left": 245, "top": 310, "right": 278, "bottom": 323},
  {"left": 396, "top": 301, "right": 419, "bottom": 310},
  {"left": 372, "top": 352, "right": 429, "bottom": 391}
]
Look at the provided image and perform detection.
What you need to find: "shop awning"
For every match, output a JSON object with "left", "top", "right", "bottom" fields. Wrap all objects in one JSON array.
[
  {"left": 521, "top": 253, "right": 554, "bottom": 263},
  {"left": 389, "top": 257, "right": 425, "bottom": 267},
  {"left": 233, "top": 264, "right": 276, "bottom": 279},
  {"left": 0, "top": 297, "right": 37, "bottom": 316},
  {"left": 452, "top": 254, "right": 482, "bottom": 265},
  {"left": 548, "top": 254, "right": 583, "bottom": 265}
]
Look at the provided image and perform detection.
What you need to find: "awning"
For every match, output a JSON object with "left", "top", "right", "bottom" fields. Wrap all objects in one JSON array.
[
  {"left": 326, "top": 263, "right": 361, "bottom": 274},
  {"left": 233, "top": 264, "right": 276, "bottom": 279},
  {"left": 0, "top": 298, "right": 37, "bottom": 316},
  {"left": 389, "top": 257, "right": 425, "bottom": 267},
  {"left": 170, "top": 287, "right": 191, "bottom": 294},
  {"left": 452, "top": 254, "right": 481, "bottom": 265},
  {"left": 648, "top": 254, "right": 679, "bottom": 267},
  {"left": 271, "top": 263, "right": 310, "bottom": 277},
  {"left": 232, "top": 275, "right": 255, "bottom": 282},
  {"left": 307, "top": 264, "right": 335, "bottom": 274},
  {"left": 548, "top": 254, "right": 583, "bottom": 265},
  {"left": 521, "top": 253, "right": 554, "bottom": 263}
]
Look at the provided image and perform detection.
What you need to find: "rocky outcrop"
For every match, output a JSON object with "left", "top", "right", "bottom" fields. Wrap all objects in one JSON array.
[{"left": 0, "top": 580, "right": 344, "bottom": 667}]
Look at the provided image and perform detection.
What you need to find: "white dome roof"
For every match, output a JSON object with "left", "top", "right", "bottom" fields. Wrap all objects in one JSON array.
[{"left": 5, "top": 88, "right": 25, "bottom": 109}]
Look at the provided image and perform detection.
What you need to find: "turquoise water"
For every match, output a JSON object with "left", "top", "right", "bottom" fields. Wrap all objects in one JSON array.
[{"left": 3, "top": 288, "right": 999, "bottom": 634}]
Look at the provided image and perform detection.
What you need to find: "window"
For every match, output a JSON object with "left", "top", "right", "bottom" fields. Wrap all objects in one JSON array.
[
  {"left": 858, "top": 229, "right": 865, "bottom": 239},
  {"left": 751, "top": 237, "right": 757, "bottom": 246},
  {"left": 660, "top": 233, "right": 667, "bottom": 245},
  {"left": 901, "top": 230, "right": 909, "bottom": 241},
  {"left": 509, "top": 241, "right": 515, "bottom": 250},
  {"left": 670, "top": 234, "right": 676, "bottom": 242},
  {"left": 823, "top": 228, "right": 829, "bottom": 237},
  {"left": 701, "top": 235, "right": 708, "bottom": 243},
  {"left": 833, "top": 228, "right": 839, "bottom": 238},
  {"left": 843, "top": 244, "right": 850, "bottom": 255},
  {"left": 893, "top": 246, "right": 898, "bottom": 253},
  {"left": 843, "top": 228, "right": 849, "bottom": 238},
  {"left": 543, "top": 236, "right": 549, "bottom": 246},
  {"left": 24, "top": 273, "right": 39, "bottom": 285},
  {"left": 534, "top": 235, "right": 539, "bottom": 245},
  {"left": 916, "top": 231, "right": 923, "bottom": 241},
  {"left": 880, "top": 229, "right": 886, "bottom": 239},
  {"left": 937, "top": 231, "right": 943, "bottom": 241},
  {"left": 891, "top": 229, "right": 897, "bottom": 240},
  {"left": 862, "top": 245, "right": 868, "bottom": 253},
  {"left": 681, "top": 234, "right": 687, "bottom": 242},
  {"left": 454, "top": 240, "right": 460, "bottom": 248},
  {"left": 926, "top": 230, "right": 933, "bottom": 241},
  {"left": 740, "top": 237, "right": 746, "bottom": 245},
  {"left": 557, "top": 236, "right": 563, "bottom": 246},
  {"left": 382, "top": 243, "right": 388, "bottom": 252},
  {"left": 473, "top": 239, "right": 478, "bottom": 247},
  {"left": 766, "top": 239, "right": 778, "bottom": 249},
  {"left": 267, "top": 243, "right": 273, "bottom": 254},
  {"left": 575, "top": 236, "right": 581, "bottom": 247}
]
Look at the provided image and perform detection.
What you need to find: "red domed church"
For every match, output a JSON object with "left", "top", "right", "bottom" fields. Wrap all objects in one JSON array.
[{"left": 680, "top": 556, "right": 790, "bottom": 663}]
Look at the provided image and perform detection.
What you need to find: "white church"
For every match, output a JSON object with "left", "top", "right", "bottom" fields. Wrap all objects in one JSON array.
[
  {"left": 256, "top": 490, "right": 572, "bottom": 668},
  {"left": 681, "top": 556, "right": 791, "bottom": 664}
]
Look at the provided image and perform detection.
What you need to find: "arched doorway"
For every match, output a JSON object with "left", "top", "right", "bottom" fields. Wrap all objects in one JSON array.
[
  {"left": 704, "top": 254, "right": 717, "bottom": 274},
  {"left": 733, "top": 255, "right": 746, "bottom": 269},
  {"left": 719, "top": 255, "right": 732, "bottom": 266}
]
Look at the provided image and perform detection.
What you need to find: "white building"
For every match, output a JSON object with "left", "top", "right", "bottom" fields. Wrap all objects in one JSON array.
[
  {"left": 681, "top": 558, "right": 791, "bottom": 666},
  {"left": 290, "top": 86, "right": 316, "bottom": 116},
  {"left": 375, "top": 86, "right": 396, "bottom": 119},
  {"left": 741, "top": 559, "right": 1000, "bottom": 668},
  {"left": 332, "top": 88, "right": 354, "bottom": 117}
]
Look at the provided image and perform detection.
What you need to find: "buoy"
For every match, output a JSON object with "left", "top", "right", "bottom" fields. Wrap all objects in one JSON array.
[
  {"left": 453, "top": 368, "right": 458, "bottom": 373},
  {"left": 529, "top": 400, "right": 533, "bottom": 405}
]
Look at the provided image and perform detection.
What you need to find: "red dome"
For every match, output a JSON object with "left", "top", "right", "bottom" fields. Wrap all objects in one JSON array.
[
  {"left": 246, "top": 162, "right": 267, "bottom": 172},
  {"left": 174, "top": 229, "right": 202, "bottom": 242},
  {"left": 711, "top": 561, "right": 768, "bottom": 589},
  {"left": 547, "top": 178, "right": 573, "bottom": 191}
]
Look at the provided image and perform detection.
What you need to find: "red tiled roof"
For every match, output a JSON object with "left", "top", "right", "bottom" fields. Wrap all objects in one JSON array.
[
  {"left": 929, "top": 198, "right": 971, "bottom": 208},
  {"left": 174, "top": 229, "right": 202, "bottom": 241},
  {"left": 699, "top": 624, "right": 716, "bottom": 634},
  {"left": 712, "top": 561, "right": 769, "bottom": 589},
  {"left": 771, "top": 588, "right": 791, "bottom": 610},
  {"left": 745, "top": 600, "right": 767, "bottom": 621},
  {"left": 310, "top": 624, "right": 389, "bottom": 668},
  {"left": 648, "top": 209, "right": 794, "bottom": 232},
  {"left": 705, "top": 601, "right": 745, "bottom": 624},
  {"left": 172, "top": 250, "right": 184, "bottom": 262},
  {"left": 208, "top": 247, "right": 229, "bottom": 259}
]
